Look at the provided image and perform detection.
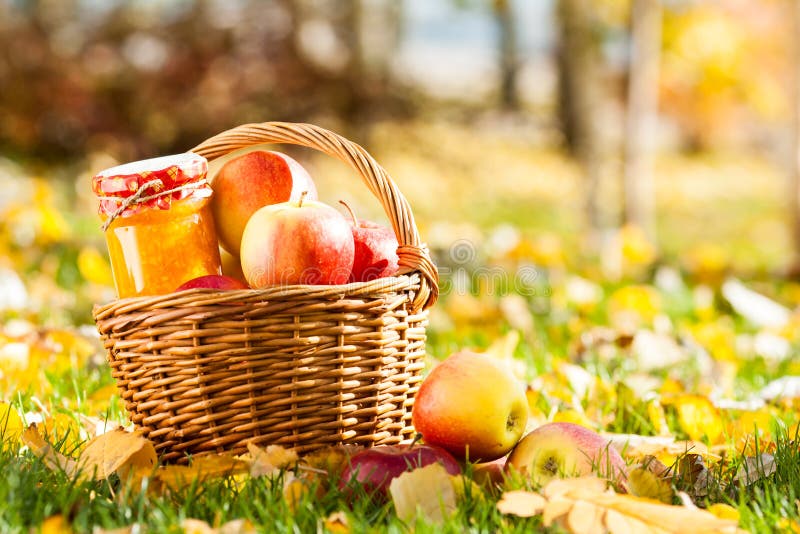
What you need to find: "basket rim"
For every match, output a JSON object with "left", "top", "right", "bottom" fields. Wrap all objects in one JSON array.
[{"left": 93, "top": 272, "right": 424, "bottom": 319}]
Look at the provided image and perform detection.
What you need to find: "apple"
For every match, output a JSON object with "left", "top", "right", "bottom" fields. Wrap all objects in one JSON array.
[
  {"left": 339, "top": 444, "right": 461, "bottom": 500},
  {"left": 411, "top": 351, "right": 529, "bottom": 462},
  {"left": 175, "top": 274, "right": 249, "bottom": 291},
  {"left": 505, "top": 422, "right": 628, "bottom": 488},
  {"left": 339, "top": 201, "right": 399, "bottom": 282},
  {"left": 211, "top": 150, "right": 318, "bottom": 255},
  {"left": 219, "top": 248, "right": 248, "bottom": 286},
  {"left": 240, "top": 192, "right": 355, "bottom": 287},
  {"left": 471, "top": 456, "right": 508, "bottom": 490}
]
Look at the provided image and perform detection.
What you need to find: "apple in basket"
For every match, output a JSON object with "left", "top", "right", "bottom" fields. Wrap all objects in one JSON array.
[
  {"left": 211, "top": 150, "right": 318, "bottom": 256},
  {"left": 240, "top": 192, "right": 355, "bottom": 287},
  {"left": 505, "top": 422, "right": 628, "bottom": 488},
  {"left": 339, "top": 444, "right": 461, "bottom": 500},
  {"left": 411, "top": 351, "right": 529, "bottom": 462},
  {"left": 339, "top": 201, "right": 399, "bottom": 282},
  {"left": 175, "top": 274, "right": 249, "bottom": 291}
]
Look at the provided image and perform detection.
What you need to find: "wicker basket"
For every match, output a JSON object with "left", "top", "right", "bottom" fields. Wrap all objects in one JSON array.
[{"left": 93, "top": 122, "right": 439, "bottom": 464}]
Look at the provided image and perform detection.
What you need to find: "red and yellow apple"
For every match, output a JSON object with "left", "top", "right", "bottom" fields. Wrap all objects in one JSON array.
[
  {"left": 411, "top": 351, "right": 529, "bottom": 462},
  {"left": 211, "top": 150, "right": 317, "bottom": 255},
  {"left": 506, "top": 422, "right": 628, "bottom": 488},
  {"left": 339, "top": 444, "right": 461, "bottom": 500},
  {"left": 175, "top": 274, "right": 249, "bottom": 291},
  {"left": 339, "top": 201, "right": 399, "bottom": 282},
  {"left": 240, "top": 193, "right": 354, "bottom": 287}
]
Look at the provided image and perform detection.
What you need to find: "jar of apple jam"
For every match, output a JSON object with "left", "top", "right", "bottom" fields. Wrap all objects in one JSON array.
[{"left": 92, "top": 153, "right": 222, "bottom": 298}]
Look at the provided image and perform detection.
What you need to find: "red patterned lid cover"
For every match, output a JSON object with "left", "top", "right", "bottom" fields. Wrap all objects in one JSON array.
[{"left": 92, "top": 152, "right": 210, "bottom": 217}]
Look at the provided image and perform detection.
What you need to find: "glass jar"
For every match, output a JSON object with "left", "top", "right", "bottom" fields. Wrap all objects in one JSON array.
[{"left": 93, "top": 153, "right": 222, "bottom": 298}]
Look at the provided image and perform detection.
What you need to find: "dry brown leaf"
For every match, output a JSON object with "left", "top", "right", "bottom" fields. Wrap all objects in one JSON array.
[
  {"left": 496, "top": 490, "right": 547, "bottom": 517},
  {"left": 78, "top": 428, "right": 157, "bottom": 482},
  {"left": 389, "top": 463, "right": 457, "bottom": 525},
  {"left": 324, "top": 511, "right": 351, "bottom": 534},
  {"left": 22, "top": 423, "right": 79, "bottom": 475},
  {"left": 734, "top": 454, "right": 776, "bottom": 486},
  {"left": 246, "top": 442, "right": 298, "bottom": 478}
]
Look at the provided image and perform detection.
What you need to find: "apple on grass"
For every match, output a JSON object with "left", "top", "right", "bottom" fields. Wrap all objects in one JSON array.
[
  {"left": 505, "top": 422, "right": 628, "bottom": 489},
  {"left": 339, "top": 201, "right": 399, "bottom": 282},
  {"left": 175, "top": 274, "right": 249, "bottom": 291},
  {"left": 240, "top": 192, "right": 355, "bottom": 287},
  {"left": 339, "top": 444, "right": 461, "bottom": 501},
  {"left": 411, "top": 351, "right": 529, "bottom": 462},
  {"left": 211, "top": 150, "right": 317, "bottom": 256}
]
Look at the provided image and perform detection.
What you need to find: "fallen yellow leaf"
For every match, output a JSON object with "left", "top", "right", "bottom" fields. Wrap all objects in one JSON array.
[
  {"left": 0, "top": 401, "right": 23, "bottom": 444},
  {"left": 246, "top": 442, "right": 298, "bottom": 478},
  {"left": 40, "top": 514, "right": 73, "bottom": 534},
  {"left": 22, "top": 424, "right": 79, "bottom": 475},
  {"left": 78, "top": 428, "right": 157, "bottom": 482},
  {"left": 324, "top": 511, "right": 350, "bottom": 534},
  {"left": 389, "top": 463, "right": 457, "bottom": 525},
  {"left": 498, "top": 476, "right": 746, "bottom": 534},
  {"left": 157, "top": 454, "right": 249, "bottom": 492}
]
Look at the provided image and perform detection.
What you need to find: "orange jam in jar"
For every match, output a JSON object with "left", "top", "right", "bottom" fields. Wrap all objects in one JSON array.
[{"left": 93, "top": 153, "right": 222, "bottom": 298}]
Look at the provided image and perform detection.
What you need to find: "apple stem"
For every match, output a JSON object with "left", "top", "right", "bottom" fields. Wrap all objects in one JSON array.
[
  {"left": 298, "top": 190, "right": 308, "bottom": 207},
  {"left": 411, "top": 432, "right": 424, "bottom": 447},
  {"left": 338, "top": 200, "right": 358, "bottom": 226}
]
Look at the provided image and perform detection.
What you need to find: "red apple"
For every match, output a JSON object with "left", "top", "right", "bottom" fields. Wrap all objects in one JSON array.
[
  {"left": 211, "top": 150, "right": 318, "bottom": 255},
  {"left": 240, "top": 193, "right": 355, "bottom": 286},
  {"left": 412, "top": 351, "right": 529, "bottom": 462},
  {"left": 175, "top": 274, "right": 249, "bottom": 291},
  {"left": 506, "top": 422, "right": 628, "bottom": 488},
  {"left": 339, "top": 444, "right": 461, "bottom": 500},
  {"left": 339, "top": 201, "right": 399, "bottom": 282}
]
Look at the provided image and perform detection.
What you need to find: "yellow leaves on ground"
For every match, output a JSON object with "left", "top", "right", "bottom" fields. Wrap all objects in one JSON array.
[
  {"left": 180, "top": 518, "right": 257, "bottom": 534},
  {"left": 245, "top": 442, "right": 299, "bottom": 478},
  {"left": 497, "top": 476, "right": 745, "bottom": 534},
  {"left": 389, "top": 463, "right": 458, "bottom": 525},
  {"left": 0, "top": 401, "right": 23, "bottom": 444},
  {"left": 663, "top": 394, "right": 725, "bottom": 444},
  {"left": 23, "top": 424, "right": 155, "bottom": 483}
]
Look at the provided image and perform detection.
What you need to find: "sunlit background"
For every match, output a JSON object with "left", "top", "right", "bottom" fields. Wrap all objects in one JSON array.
[{"left": 1, "top": 0, "right": 799, "bottom": 329}]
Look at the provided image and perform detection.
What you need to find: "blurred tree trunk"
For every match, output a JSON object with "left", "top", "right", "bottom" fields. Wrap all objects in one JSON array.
[
  {"left": 556, "top": 0, "right": 605, "bottom": 237},
  {"left": 493, "top": 0, "right": 519, "bottom": 110},
  {"left": 623, "top": 0, "right": 661, "bottom": 240}
]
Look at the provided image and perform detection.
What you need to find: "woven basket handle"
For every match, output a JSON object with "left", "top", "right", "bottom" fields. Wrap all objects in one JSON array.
[{"left": 191, "top": 121, "right": 438, "bottom": 310}]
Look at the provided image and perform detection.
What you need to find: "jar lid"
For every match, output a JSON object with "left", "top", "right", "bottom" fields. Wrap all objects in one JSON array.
[{"left": 92, "top": 152, "right": 210, "bottom": 218}]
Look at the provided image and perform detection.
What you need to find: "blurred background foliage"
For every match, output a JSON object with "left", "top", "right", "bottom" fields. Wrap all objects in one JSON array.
[{"left": 1, "top": 0, "right": 800, "bottom": 331}]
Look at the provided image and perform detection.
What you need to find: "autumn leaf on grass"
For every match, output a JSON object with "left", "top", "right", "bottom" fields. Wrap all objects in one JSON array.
[
  {"left": 665, "top": 394, "right": 725, "bottom": 444},
  {"left": 0, "top": 401, "right": 23, "bottom": 444},
  {"left": 497, "top": 476, "right": 745, "bottom": 534},
  {"left": 245, "top": 442, "right": 298, "bottom": 478},
  {"left": 181, "top": 518, "right": 257, "bottom": 534},
  {"left": 324, "top": 511, "right": 351, "bottom": 534},
  {"left": 78, "top": 428, "right": 157, "bottom": 483},
  {"left": 389, "top": 463, "right": 457, "bottom": 525},
  {"left": 22, "top": 424, "right": 79, "bottom": 475},
  {"left": 156, "top": 454, "right": 250, "bottom": 492},
  {"left": 733, "top": 453, "right": 776, "bottom": 486},
  {"left": 627, "top": 459, "right": 674, "bottom": 504},
  {"left": 23, "top": 424, "right": 156, "bottom": 484}
]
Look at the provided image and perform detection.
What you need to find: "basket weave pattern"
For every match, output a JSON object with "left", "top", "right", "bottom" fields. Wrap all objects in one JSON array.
[{"left": 93, "top": 123, "right": 438, "bottom": 463}]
